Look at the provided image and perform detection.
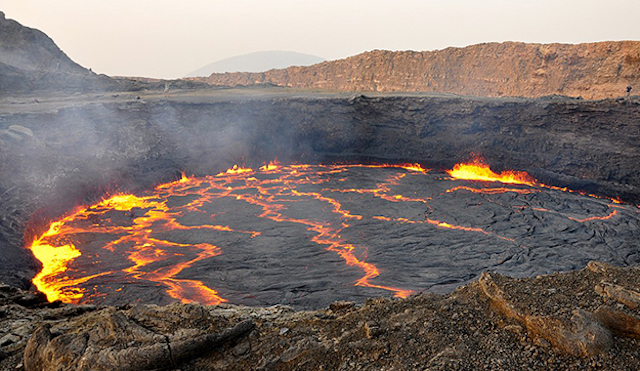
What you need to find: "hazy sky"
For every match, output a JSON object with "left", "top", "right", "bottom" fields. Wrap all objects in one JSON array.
[{"left": 1, "top": 0, "right": 639, "bottom": 79}]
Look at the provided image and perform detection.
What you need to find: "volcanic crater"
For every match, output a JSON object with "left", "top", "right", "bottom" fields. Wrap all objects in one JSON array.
[{"left": 1, "top": 90, "right": 639, "bottom": 308}]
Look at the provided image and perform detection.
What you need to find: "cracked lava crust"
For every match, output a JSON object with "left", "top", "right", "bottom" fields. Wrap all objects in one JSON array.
[{"left": 26, "top": 161, "right": 640, "bottom": 309}]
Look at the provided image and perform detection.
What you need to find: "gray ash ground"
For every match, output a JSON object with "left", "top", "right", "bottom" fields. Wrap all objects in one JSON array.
[{"left": 47, "top": 164, "right": 640, "bottom": 309}]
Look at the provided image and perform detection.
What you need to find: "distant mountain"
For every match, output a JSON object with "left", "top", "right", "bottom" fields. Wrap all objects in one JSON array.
[
  {"left": 192, "top": 42, "right": 640, "bottom": 100},
  {"left": 185, "top": 51, "right": 324, "bottom": 77}
]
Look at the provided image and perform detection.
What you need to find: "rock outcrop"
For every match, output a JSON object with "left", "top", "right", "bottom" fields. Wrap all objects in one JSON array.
[
  {"left": 195, "top": 41, "right": 640, "bottom": 99},
  {"left": 476, "top": 262, "right": 640, "bottom": 359},
  {"left": 0, "top": 12, "right": 209, "bottom": 96},
  {"left": 479, "top": 272, "right": 613, "bottom": 357},
  {"left": 0, "top": 11, "right": 117, "bottom": 95},
  {"left": 0, "top": 11, "right": 87, "bottom": 75},
  {"left": 23, "top": 306, "right": 254, "bottom": 371}
]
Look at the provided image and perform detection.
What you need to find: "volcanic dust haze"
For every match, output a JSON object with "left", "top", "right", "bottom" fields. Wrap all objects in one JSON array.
[{"left": 28, "top": 161, "right": 640, "bottom": 309}]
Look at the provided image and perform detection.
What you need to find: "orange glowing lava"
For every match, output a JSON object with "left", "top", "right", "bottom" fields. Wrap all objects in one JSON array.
[
  {"left": 374, "top": 216, "right": 515, "bottom": 243},
  {"left": 447, "top": 161, "right": 624, "bottom": 206},
  {"left": 216, "top": 165, "right": 253, "bottom": 177},
  {"left": 395, "top": 163, "right": 428, "bottom": 173},
  {"left": 568, "top": 210, "right": 619, "bottom": 222},
  {"left": 447, "top": 160, "right": 536, "bottom": 186},
  {"left": 29, "top": 191, "right": 229, "bottom": 305}
]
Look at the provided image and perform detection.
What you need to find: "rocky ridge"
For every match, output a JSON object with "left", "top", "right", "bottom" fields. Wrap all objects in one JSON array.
[
  {"left": 0, "top": 11, "right": 87, "bottom": 75},
  {"left": 194, "top": 41, "right": 640, "bottom": 99},
  {"left": 0, "top": 12, "right": 211, "bottom": 96},
  {"left": 0, "top": 11, "right": 114, "bottom": 95}
]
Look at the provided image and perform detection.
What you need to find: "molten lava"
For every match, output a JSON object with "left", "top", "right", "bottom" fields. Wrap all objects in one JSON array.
[
  {"left": 447, "top": 160, "right": 536, "bottom": 186},
  {"left": 26, "top": 160, "right": 633, "bottom": 307}
]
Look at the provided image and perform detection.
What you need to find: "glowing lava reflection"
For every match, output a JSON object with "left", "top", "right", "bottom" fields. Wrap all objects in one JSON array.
[{"left": 27, "top": 161, "right": 640, "bottom": 307}]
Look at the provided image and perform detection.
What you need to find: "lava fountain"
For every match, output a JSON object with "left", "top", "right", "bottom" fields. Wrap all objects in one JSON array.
[{"left": 26, "top": 161, "right": 640, "bottom": 308}]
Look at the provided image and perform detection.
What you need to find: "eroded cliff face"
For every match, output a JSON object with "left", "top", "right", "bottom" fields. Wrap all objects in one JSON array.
[{"left": 196, "top": 42, "right": 640, "bottom": 100}]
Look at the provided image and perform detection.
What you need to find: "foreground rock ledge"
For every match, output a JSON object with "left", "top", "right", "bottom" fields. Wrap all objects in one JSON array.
[{"left": 1, "top": 262, "right": 640, "bottom": 371}]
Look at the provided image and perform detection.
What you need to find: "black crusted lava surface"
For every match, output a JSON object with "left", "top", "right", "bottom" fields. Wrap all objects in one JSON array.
[{"left": 28, "top": 162, "right": 640, "bottom": 309}]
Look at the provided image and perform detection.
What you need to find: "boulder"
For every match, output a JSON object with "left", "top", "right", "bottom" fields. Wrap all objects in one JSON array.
[
  {"left": 23, "top": 304, "right": 254, "bottom": 371},
  {"left": 478, "top": 272, "right": 613, "bottom": 357},
  {"left": 595, "top": 306, "right": 640, "bottom": 339}
]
